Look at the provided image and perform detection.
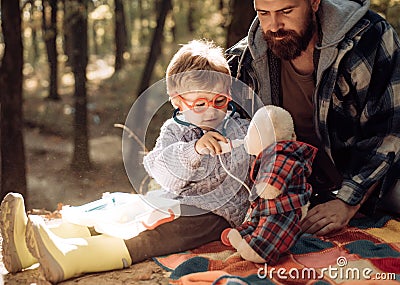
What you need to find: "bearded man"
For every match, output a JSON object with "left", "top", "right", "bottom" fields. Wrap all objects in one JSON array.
[{"left": 227, "top": 0, "right": 400, "bottom": 236}]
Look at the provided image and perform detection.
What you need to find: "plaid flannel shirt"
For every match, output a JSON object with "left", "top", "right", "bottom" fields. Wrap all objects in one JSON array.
[
  {"left": 236, "top": 141, "right": 317, "bottom": 264},
  {"left": 227, "top": 8, "right": 400, "bottom": 206}
]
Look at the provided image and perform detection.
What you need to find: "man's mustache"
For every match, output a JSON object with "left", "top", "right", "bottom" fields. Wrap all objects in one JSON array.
[{"left": 264, "top": 29, "right": 293, "bottom": 39}]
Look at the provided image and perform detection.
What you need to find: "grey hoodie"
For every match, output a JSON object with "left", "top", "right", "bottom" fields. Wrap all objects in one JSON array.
[{"left": 244, "top": 0, "right": 370, "bottom": 106}]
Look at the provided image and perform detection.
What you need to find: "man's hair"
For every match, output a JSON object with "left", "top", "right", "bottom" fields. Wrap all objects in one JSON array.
[{"left": 166, "top": 40, "right": 231, "bottom": 97}]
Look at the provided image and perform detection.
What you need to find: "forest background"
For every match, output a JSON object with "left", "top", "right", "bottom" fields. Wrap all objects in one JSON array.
[{"left": 0, "top": 0, "right": 399, "bottom": 212}]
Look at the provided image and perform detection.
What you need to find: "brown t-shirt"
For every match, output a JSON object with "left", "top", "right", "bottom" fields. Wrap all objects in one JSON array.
[
  {"left": 280, "top": 60, "right": 342, "bottom": 192},
  {"left": 281, "top": 60, "right": 318, "bottom": 146}
]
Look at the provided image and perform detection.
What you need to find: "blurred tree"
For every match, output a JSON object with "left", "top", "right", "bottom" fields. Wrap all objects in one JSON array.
[
  {"left": 137, "top": 0, "right": 148, "bottom": 42},
  {"left": 42, "top": 0, "right": 60, "bottom": 100},
  {"left": 188, "top": 0, "right": 195, "bottom": 33},
  {"left": 67, "top": 0, "right": 92, "bottom": 171},
  {"left": 0, "top": 0, "right": 27, "bottom": 202},
  {"left": 370, "top": 0, "right": 400, "bottom": 34},
  {"left": 114, "top": 0, "right": 128, "bottom": 71},
  {"left": 124, "top": 0, "right": 172, "bottom": 194},
  {"left": 219, "top": 0, "right": 224, "bottom": 11},
  {"left": 219, "top": 0, "right": 229, "bottom": 28},
  {"left": 88, "top": 4, "right": 112, "bottom": 56},
  {"left": 386, "top": 3, "right": 400, "bottom": 34},
  {"left": 226, "top": 0, "right": 255, "bottom": 48},
  {"left": 124, "top": 0, "right": 133, "bottom": 50},
  {"left": 137, "top": 0, "right": 172, "bottom": 96},
  {"left": 170, "top": 11, "right": 177, "bottom": 41},
  {"left": 91, "top": 20, "right": 99, "bottom": 55},
  {"left": 22, "top": 0, "right": 40, "bottom": 64},
  {"left": 62, "top": 0, "right": 73, "bottom": 66},
  {"left": 370, "top": 0, "right": 391, "bottom": 15}
]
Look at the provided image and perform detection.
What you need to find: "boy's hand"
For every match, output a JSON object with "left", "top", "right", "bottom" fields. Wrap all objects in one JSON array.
[{"left": 195, "top": 131, "right": 227, "bottom": 155}]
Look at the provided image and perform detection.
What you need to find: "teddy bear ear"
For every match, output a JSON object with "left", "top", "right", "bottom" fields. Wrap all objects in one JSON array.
[{"left": 244, "top": 108, "right": 276, "bottom": 155}]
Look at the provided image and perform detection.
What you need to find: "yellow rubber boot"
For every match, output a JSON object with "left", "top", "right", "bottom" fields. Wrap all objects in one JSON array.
[
  {"left": 0, "top": 193, "right": 37, "bottom": 273},
  {"left": 50, "top": 221, "right": 92, "bottom": 238},
  {"left": 0, "top": 192, "right": 91, "bottom": 273},
  {"left": 26, "top": 215, "right": 132, "bottom": 283}
]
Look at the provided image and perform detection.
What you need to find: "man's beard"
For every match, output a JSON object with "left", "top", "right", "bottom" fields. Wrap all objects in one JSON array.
[{"left": 263, "top": 9, "right": 316, "bottom": 60}]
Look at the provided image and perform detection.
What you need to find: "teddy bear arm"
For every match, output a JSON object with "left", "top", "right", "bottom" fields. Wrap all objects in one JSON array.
[
  {"left": 237, "top": 239, "right": 266, "bottom": 263},
  {"left": 256, "top": 182, "right": 282, "bottom": 199},
  {"left": 227, "top": 229, "right": 266, "bottom": 263},
  {"left": 300, "top": 202, "right": 310, "bottom": 221},
  {"left": 226, "top": 228, "right": 243, "bottom": 249}
]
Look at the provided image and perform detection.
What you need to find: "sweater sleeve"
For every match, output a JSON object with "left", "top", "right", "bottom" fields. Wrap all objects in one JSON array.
[{"left": 143, "top": 120, "right": 202, "bottom": 193}]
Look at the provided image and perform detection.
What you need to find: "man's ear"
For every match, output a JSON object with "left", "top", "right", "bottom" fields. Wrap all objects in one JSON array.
[
  {"left": 291, "top": 133, "right": 296, "bottom": 141},
  {"left": 311, "top": 0, "right": 321, "bottom": 12}
]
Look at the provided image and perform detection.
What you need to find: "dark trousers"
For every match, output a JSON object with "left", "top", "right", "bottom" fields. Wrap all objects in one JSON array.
[{"left": 123, "top": 205, "right": 230, "bottom": 263}]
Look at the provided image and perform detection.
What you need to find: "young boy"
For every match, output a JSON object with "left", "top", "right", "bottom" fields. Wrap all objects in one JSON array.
[{"left": 0, "top": 40, "right": 252, "bottom": 283}]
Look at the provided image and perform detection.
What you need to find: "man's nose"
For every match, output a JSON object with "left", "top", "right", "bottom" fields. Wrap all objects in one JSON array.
[{"left": 269, "top": 14, "right": 283, "bottom": 32}]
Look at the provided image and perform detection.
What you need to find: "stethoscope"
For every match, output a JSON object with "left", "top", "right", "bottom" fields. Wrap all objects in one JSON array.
[
  {"left": 172, "top": 101, "right": 237, "bottom": 137},
  {"left": 173, "top": 101, "right": 251, "bottom": 193}
]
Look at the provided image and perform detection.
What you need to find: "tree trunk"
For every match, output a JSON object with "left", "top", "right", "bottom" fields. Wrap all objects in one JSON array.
[
  {"left": 137, "top": 0, "right": 172, "bottom": 96},
  {"left": 219, "top": 0, "right": 224, "bottom": 11},
  {"left": 25, "top": 0, "right": 40, "bottom": 64},
  {"left": 219, "top": 0, "right": 228, "bottom": 27},
  {"left": 124, "top": 0, "right": 132, "bottom": 50},
  {"left": 138, "top": 0, "right": 146, "bottom": 40},
  {"left": 114, "top": 0, "right": 128, "bottom": 71},
  {"left": 42, "top": 0, "right": 60, "bottom": 100},
  {"left": 62, "top": 0, "right": 73, "bottom": 66},
  {"left": 187, "top": 1, "right": 195, "bottom": 33},
  {"left": 127, "top": 0, "right": 171, "bottom": 194},
  {"left": 92, "top": 20, "right": 99, "bottom": 55},
  {"left": 32, "top": 27, "right": 39, "bottom": 64},
  {"left": 226, "top": 0, "right": 255, "bottom": 48},
  {"left": 67, "top": 0, "right": 91, "bottom": 171},
  {"left": 0, "top": 0, "right": 27, "bottom": 202},
  {"left": 170, "top": 11, "right": 177, "bottom": 41}
]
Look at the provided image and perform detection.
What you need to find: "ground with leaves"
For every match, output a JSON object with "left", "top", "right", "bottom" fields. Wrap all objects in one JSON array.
[{"left": 0, "top": 128, "right": 170, "bottom": 284}]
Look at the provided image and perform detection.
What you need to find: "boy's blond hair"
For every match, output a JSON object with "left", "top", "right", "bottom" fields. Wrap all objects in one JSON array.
[{"left": 166, "top": 40, "right": 231, "bottom": 101}]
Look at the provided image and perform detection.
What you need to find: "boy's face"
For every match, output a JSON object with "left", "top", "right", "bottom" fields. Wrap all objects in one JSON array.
[{"left": 177, "top": 91, "right": 230, "bottom": 131}]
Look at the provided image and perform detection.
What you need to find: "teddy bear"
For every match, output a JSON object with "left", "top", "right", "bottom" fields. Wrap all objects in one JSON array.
[{"left": 220, "top": 105, "right": 318, "bottom": 264}]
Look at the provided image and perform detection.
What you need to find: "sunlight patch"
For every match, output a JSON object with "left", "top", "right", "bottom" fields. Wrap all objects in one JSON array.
[
  {"left": 87, "top": 59, "right": 114, "bottom": 81},
  {"left": 62, "top": 73, "right": 75, "bottom": 86}
]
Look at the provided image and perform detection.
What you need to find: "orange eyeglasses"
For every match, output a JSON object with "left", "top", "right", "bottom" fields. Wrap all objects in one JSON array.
[{"left": 177, "top": 93, "right": 232, "bottom": 113}]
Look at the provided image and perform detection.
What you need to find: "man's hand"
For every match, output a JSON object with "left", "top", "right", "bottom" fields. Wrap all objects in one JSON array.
[
  {"left": 195, "top": 131, "right": 227, "bottom": 155},
  {"left": 300, "top": 199, "right": 360, "bottom": 236}
]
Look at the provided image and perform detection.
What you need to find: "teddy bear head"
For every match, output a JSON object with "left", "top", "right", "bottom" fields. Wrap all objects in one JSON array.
[{"left": 244, "top": 105, "right": 296, "bottom": 155}]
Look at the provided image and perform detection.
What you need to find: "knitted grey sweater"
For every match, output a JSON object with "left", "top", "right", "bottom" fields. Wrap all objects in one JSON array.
[{"left": 143, "top": 112, "right": 251, "bottom": 227}]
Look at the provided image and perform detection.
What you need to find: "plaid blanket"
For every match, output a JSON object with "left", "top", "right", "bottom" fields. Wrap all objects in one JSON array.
[{"left": 154, "top": 216, "right": 400, "bottom": 284}]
